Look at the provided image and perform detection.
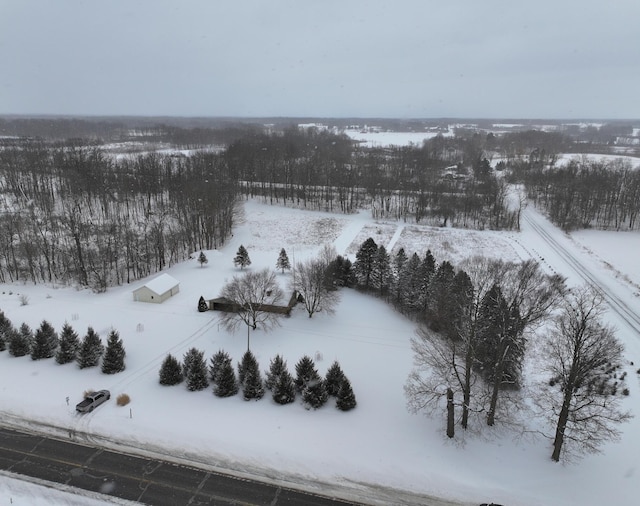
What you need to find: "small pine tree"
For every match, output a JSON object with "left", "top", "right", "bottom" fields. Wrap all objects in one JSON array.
[
  {"left": 336, "top": 377, "right": 357, "bottom": 411},
  {"left": 9, "top": 323, "right": 31, "bottom": 357},
  {"left": 77, "top": 327, "right": 103, "bottom": 369},
  {"left": 272, "top": 369, "right": 296, "bottom": 405},
  {"left": 214, "top": 359, "right": 239, "bottom": 397},
  {"left": 324, "top": 360, "right": 346, "bottom": 397},
  {"left": 233, "top": 245, "right": 251, "bottom": 269},
  {"left": 197, "top": 295, "right": 208, "bottom": 312},
  {"left": 102, "top": 330, "right": 126, "bottom": 374},
  {"left": 198, "top": 250, "right": 208, "bottom": 267},
  {"left": 183, "top": 348, "right": 209, "bottom": 391},
  {"left": 238, "top": 350, "right": 259, "bottom": 387},
  {"left": 276, "top": 248, "right": 291, "bottom": 274},
  {"left": 265, "top": 354, "right": 288, "bottom": 390},
  {"left": 243, "top": 366, "right": 265, "bottom": 401},
  {"left": 159, "top": 354, "right": 183, "bottom": 385},
  {"left": 302, "top": 378, "right": 328, "bottom": 409},
  {"left": 56, "top": 322, "right": 79, "bottom": 364},
  {"left": 294, "top": 355, "right": 319, "bottom": 392},
  {"left": 209, "top": 349, "right": 232, "bottom": 384},
  {"left": 0, "top": 311, "right": 13, "bottom": 352},
  {"left": 31, "top": 320, "right": 58, "bottom": 360}
]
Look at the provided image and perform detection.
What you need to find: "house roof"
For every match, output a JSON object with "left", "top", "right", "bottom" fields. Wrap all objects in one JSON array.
[{"left": 137, "top": 273, "right": 179, "bottom": 295}]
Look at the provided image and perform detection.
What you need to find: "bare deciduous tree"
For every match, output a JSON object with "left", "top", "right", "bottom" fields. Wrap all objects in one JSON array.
[
  {"left": 539, "top": 286, "right": 631, "bottom": 462},
  {"left": 218, "top": 268, "right": 284, "bottom": 350},
  {"left": 293, "top": 256, "right": 340, "bottom": 318}
]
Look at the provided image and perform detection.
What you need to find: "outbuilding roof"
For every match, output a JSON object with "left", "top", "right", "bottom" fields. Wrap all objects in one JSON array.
[{"left": 139, "top": 273, "right": 179, "bottom": 295}]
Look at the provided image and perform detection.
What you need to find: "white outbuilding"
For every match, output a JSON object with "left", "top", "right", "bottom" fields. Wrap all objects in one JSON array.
[{"left": 133, "top": 273, "right": 180, "bottom": 304}]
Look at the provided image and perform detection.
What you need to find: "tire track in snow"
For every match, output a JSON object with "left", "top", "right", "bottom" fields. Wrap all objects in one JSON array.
[{"left": 523, "top": 212, "right": 640, "bottom": 339}]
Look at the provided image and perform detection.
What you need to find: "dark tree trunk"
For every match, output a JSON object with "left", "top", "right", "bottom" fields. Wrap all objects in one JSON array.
[{"left": 446, "top": 388, "right": 455, "bottom": 439}]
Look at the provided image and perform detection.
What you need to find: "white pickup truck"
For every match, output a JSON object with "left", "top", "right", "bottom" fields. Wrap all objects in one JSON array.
[{"left": 76, "top": 390, "right": 110, "bottom": 413}]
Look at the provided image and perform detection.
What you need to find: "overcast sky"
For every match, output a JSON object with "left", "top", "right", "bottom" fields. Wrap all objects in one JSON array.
[{"left": 1, "top": 0, "right": 639, "bottom": 119}]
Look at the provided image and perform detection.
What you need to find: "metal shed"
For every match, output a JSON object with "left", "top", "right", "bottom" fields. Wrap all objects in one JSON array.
[{"left": 133, "top": 274, "right": 180, "bottom": 304}]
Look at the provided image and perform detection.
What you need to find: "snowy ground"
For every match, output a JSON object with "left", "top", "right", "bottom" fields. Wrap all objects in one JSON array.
[{"left": 1, "top": 198, "right": 639, "bottom": 506}]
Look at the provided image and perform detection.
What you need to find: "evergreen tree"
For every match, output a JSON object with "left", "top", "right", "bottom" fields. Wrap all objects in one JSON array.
[
  {"left": 302, "top": 378, "right": 328, "bottom": 409},
  {"left": 396, "top": 252, "right": 421, "bottom": 312},
  {"left": 265, "top": 354, "right": 288, "bottom": 390},
  {"left": 183, "top": 348, "right": 209, "bottom": 391},
  {"left": 102, "top": 330, "right": 126, "bottom": 374},
  {"left": 272, "top": 369, "right": 296, "bottom": 405},
  {"left": 336, "top": 377, "right": 357, "bottom": 411},
  {"left": 242, "top": 364, "right": 265, "bottom": 401},
  {"left": 393, "top": 247, "right": 408, "bottom": 276},
  {"left": 426, "top": 260, "right": 456, "bottom": 331},
  {"left": 31, "top": 320, "right": 58, "bottom": 360},
  {"left": 238, "top": 350, "right": 259, "bottom": 386},
  {"left": 9, "top": 323, "right": 31, "bottom": 357},
  {"left": 325, "top": 255, "right": 356, "bottom": 289},
  {"left": 197, "top": 296, "right": 208, "bottom": 312},
  {"left": 0, "top": 311, "right": 13, "bottom": 352},
  {"left": 198, "top": 250, "right": 208, "bottom": 267},
  {"left": 159, "top": 354, "right": 183, "bottom": 385},
  {"left": 233, "top": 245, "right": 251, "bottom": 269},
  {"left": 371, "top": 244, "right": 392, "bottom": 295},
  {"left": 295, "top": 355, "right": 319, "bottom": 392},
  {"left": 56, "top": 322, "right": 79, "bottom": 364},
  {"left": 77, "top": 327, "right": 103, "bottom": 369},
  {"left": 209, "top": 349, "right": 232, "bottom": 384},
  {"left": 353, "top": 237, "right": 378, "bottom": 289},
  {"left": 324, "top": 360, "right": 346, "bottom": 396},
  {"left": 214, "top": 358, "right": 239, "bottom": 397},
  {"left": 276, "top": 248, "right": 291, "bottom": 274},
  {"left": 417, "top": 250, "right": 437, "bottom": 312}
]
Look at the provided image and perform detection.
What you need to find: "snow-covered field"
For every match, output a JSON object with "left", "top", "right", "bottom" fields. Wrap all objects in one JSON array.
[{"left": 1, "top": 198, "right": 639, "bottom": 506}]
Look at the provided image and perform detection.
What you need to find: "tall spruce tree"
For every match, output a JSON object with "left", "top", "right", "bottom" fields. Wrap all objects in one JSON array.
[
  {"left": 265, "top": 354, "right": 288, "bottom": 390},
  {"left": 325, "top": 360, "right": 346, "bottom": 396},
  {"left": 0, "top": 311, "right": 13, "bottom": 352},
  {"left": 159, "top": 354, "right": 183, "bottom": 385},
  {"left": 353, "top": 237, "right": 378, "bottom": 289},
  {"left": 427, "top": 260, "right": 456, "bottom": 331},
  {"left": 9, "top": 323, "right": 31, "bottom": 357},
  {"left": 272, "top": 369, "right": 296, "bottom": 405},
  {"left": 276, "top": 248, "right": 291, "bottom": 273},
  {"left": 238, "top": 350, "right": 259, "bottom": 387},
  {"left": 56, "top": 323, "right": 79, "bottom": 364},
  {"left": 210, "top": 349, "right": 232, "bottom": 384},
  {"left": 302, "top": 378, "right": 328, "bottom": 409},
  {"left": 183, "top": 348, "right": 209, "bottom": 391},
  {"left": 371, "top": 244, "right": 392, "bottom": 295},
  {"left": 295, "top": 355, "right": 320, "bottom": 392},
  {"left": 31, "top": 320, "right": 58, "bottom": 360},
  {"left": 77, "top": 327, "right": 103, "bottom": 369},
  {"left": 214, "top": 359, "right": 239, "bottom": 397},
  {"left": 336, "top": 377, "right": 357, "bottom": 411},
  {"left": 102, "top": 330, "right": 126, "bottom": 374},
  {"left": 233, "top": 245, "right": 251, "bottom": 269},
  {"left": 397, "top": 252, "right": 422, "bottom": 312},
  {"left": 242, "top": 364, "right": 265, "bottom": 401}
]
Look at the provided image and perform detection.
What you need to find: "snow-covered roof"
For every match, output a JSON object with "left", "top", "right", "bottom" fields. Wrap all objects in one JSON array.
[{"left": 138, "top": 273, "right": 179, "bottom": 295}]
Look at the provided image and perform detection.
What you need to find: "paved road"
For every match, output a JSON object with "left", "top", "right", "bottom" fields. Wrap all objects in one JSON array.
[{"left": 0, "top": 426, "right": 364, "bottom": 505}]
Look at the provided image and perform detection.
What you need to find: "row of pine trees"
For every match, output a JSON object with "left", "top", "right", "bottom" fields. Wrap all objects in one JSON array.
[
  {"left": 0, "top": 311, "right": 126, "bottom": 374},
  {"left": 159, "top": 349, "right": 356, "bottom": 411}
]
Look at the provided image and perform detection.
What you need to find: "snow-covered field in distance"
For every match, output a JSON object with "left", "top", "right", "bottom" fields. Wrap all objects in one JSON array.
[{"left": 1, "top": 196, "right": 639, "bottom": 506}]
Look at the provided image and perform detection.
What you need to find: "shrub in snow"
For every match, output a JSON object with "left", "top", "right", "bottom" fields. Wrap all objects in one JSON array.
[
  {"left": 336, "top": 377, "right": 357, "bottom": 411},
  {"left": 242, "top": 367, "right": 265, "bottom": 401},
  {"left": 233, "top": 245, "right": 251, "bottom": 269},
  {"left": 324, "top": 360, "right": 346, "bottom": 397},
  {"left": 238, "top": 350, "right": 258, "bottom": 387},
  {"left": 117, "top": 393, "right": 130, "bottom": 406},
  {"left": 77, "top": 327, "right": 103, "bottom": 369},
  {"left": 197, "top": 295, "right": 208, "bottom": 312},
  {"left": 198, "top": 250, "right": 208, "bottom": 267},
  {"left": 56, "top": 323, "right": 79, "bottom": 364},
  {"left": 0, "top": 311, "right": 13, "bottom": 352},
  {"left": 159, "top": 354, "right": 183, "bottom": 386},
  {"left": 102, "top": 330, "right": 126, "bottom": 374}
]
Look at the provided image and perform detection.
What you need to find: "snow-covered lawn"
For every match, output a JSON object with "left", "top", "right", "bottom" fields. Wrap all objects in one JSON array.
[{"left": 1, "top": 198, "right": 639, "bottom": 506}]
